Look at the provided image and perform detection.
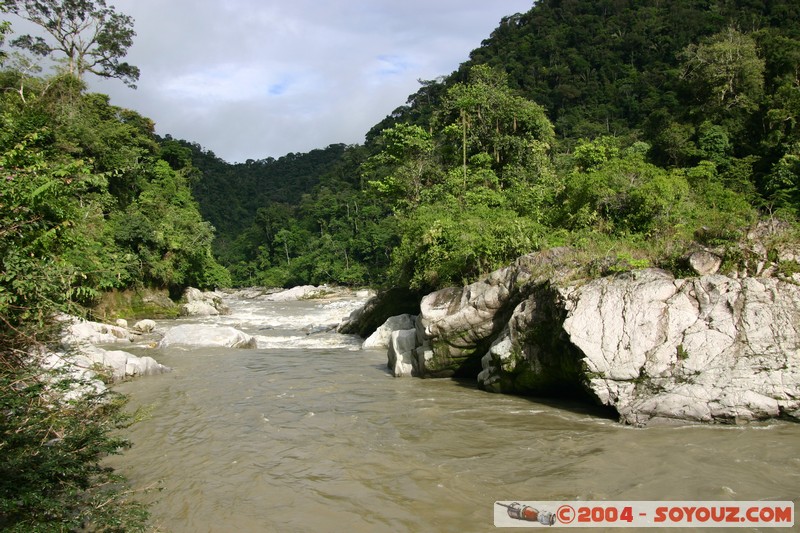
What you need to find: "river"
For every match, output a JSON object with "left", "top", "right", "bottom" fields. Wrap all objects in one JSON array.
[{"left": 109, "top": 290, "right": 800, "bottom": 532}]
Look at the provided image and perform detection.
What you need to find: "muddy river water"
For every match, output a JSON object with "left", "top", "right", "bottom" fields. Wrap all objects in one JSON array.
[{"left": 109, "top": 291, "right": 800, "bottom": 532}]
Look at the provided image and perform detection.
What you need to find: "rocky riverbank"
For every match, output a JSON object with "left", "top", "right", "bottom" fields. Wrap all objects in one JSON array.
[
  {"left": 358, "top": 234, "right": 800, "bottom": 426},
  {"left": 43, "top": 285, "right": 374, "bottom": 394}
]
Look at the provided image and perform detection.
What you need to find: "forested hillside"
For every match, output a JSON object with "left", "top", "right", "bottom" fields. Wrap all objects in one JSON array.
[
  {"left": 159, "top": 138, "right": 355, "bottom": 258},
  {"left": 206, "top": 0, "right": 800, "bottom": 290}
]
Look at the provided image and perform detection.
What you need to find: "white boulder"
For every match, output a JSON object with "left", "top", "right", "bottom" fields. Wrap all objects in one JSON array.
[
  {"left": 158, "top": 324, "right": 257, "bottom": 349},
  {"left": 132, "top": 319, "right": 157, "bottom": 333},
  {"left": 363, "top": 314, "right": 417, "bottom": 349},
  {"left": 387, "top": 329, "right": 418, "bottom": 377}
]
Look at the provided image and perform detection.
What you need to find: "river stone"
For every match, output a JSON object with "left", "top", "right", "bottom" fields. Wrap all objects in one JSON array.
[
  {"left": 363, "top": 314, "right": 417, "bottom": 349},
  {"left": 133, "top": 319, "right": 157, "bottom": 333},
  {"left": 158, "top": 324, "right": 257, "bottom": 349},
  {"left": 387, "top": 329, "right": 418, "bottom": 377},
  {"left": 180, "top": 300, "right": 220, "bottom": 316},
  {"left": 265, "top": 285, "right": 324, "bottom": 301},
  {"left": 75, "top": 346, "right": 171, "bottom": 381},
  {"left": 688, "top": 250, "right": 722, "bottom": 276}
]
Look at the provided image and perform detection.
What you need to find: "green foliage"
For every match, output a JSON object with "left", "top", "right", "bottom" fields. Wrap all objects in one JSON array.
[
  {"left": 680, "top": 27, "right": 765, "bottom": 128},
  {"left": 6, "top": 0, "right": 140, "bottom": 87},
  {"left": 390, "top": 204, "right": 543, "bottom": 290},
  {"left": 171, "top": 0, "right": 798, "bottom": 293},
  {"left": 0, "top": 364, "right": 150, "bottom": 531},
  {"left": 0, "top": 48, "right": 228, "bottom": 530},
  {"left": 179, "top": 139, "right": 355, "bottom": 258},
  {"left": 765, "top": 143, "right": 800, "bottom": 215},
  {"left": 364, "top": 123, "right": 436, "bottom": 209}
]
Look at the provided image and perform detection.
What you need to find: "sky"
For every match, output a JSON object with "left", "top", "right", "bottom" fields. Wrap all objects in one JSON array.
[{"left": 20, "top": 0, "right": 535, "bottom": 163}]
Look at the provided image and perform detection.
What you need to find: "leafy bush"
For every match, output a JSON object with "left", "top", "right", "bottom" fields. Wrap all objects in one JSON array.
[{"left": 0, "top": 359, "right": 150, "bottom": 532}]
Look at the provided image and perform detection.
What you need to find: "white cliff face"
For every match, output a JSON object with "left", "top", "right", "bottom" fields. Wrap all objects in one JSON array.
[
  {"left": 558, "top": 270, "right": 800, "bottom": 425},
  {"left": 385, "top": 245, "right": 800, "bottom": 426}
]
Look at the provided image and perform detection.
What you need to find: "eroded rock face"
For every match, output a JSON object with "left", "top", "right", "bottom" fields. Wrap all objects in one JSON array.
[
  {"left": 387, "top": 330, "right": 418, "bottom": 377},
  {"left": 476, "top": 269, "right": 800, "bottom": 425},
  {"left": 395, "top": 245, "right": 800, "bottom": 425},
  {"left": 414, "top": 248, "right": 579, "bottom": 377},
  {"left": 560, "top": 271, "right": 800, "bottom": 425}
]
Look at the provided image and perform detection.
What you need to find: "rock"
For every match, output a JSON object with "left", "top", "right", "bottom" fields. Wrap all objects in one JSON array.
[
  {"left": 264, "top": 285, "right": 334, "bottom": 301},
  {"left": 401, "top": 246, "right": 800, "bottom": 426},
  {"left": 76, "top": 346, "right": 170, "bottom": 381},
  {"left": 227, "top": 287, "right": 272, "bottom": 299},
  {"left": 414, "top": 248, "right": 579, "bottom": 377},
  {"left": 39, "top": 350, "right": 107, "bottom": 402},
  {"left": 477, "top": 284, "right": 585, "bottom": 396},
  {"left": 157, "top": 324, "right": 257, "bottom": 349},
  {"left": 132, "top": 319, "right": 157, "bottom": 333},
  {"left": 180, "top": 300, "right": 220, "bottom": 316},
  {"left": 59, "top": 315, "right": 133, "bottom": 346},
  {"left": 115, "top": 318, "right": 128, "bottom": 329},
  {"left": 337, "top": 287, "right": 422, "bottom": 337},
  {"left": 475, "top": 267, "right": 800, "bottom": 426},
  {"left": 688, "top": 251, "right": 722, "bottom": 276},
  {"left": 180, "top": 287, "right": 230, "bottom": 316},
  {"left": 29, "top": 315, "right": 171, "bottom": 405},
  {"left": 363, "top": 314, "right": 417, "bottom": 349},
  {"left": 387, "top": 329, "right": 418, "bottom": 377}
]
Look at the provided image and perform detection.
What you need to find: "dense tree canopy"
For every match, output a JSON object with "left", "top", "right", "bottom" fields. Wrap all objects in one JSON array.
[{"left": 193, "top": 0, "right": 798, "bottom": 291}]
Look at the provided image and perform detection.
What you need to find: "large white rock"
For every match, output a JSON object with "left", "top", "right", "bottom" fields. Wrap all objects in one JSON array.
[
  {"left": 363, "top": 314, "right": 416, "bottom": 349},
  {"left": 158, "top": 324, "right": 257, "bottom": 349},
  {"left": 180, "top": 287, "right": 230, "bottom": 316},
  {"left": 264, "top": 285, "right": 327, "bottom": 301},
  {"left": 553, "top": 271, "right": 800, "bottom": 424},
  {"left": 387, "top": 329, "right": 418, "bottom": 377},
  {"left": 180, "top": 300, "right": 220, "bottom": 316},
  {"left": 59, "top": 315, "right": 133, "bottom": 346},
  {"left": 411, "top": 249, "right": 800, "bottom": 426},
  {"left": 132, "top": 319, "right": 157, "bottom": 333},
  {"left": 73, "top": 346, "right": 171, "bottom": 381}
]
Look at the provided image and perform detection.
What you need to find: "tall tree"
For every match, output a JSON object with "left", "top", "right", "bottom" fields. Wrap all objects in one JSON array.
[
  {"left": 680, "top": 27, "right": 765, "bottom": 125},
  {"left": 4, "top": 0, "right": 139, "bottom": 87}
]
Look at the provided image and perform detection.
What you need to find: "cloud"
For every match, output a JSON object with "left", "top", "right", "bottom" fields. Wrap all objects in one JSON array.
[{"left": 79, "top": 0, "right": 533, "bottom": 162}]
